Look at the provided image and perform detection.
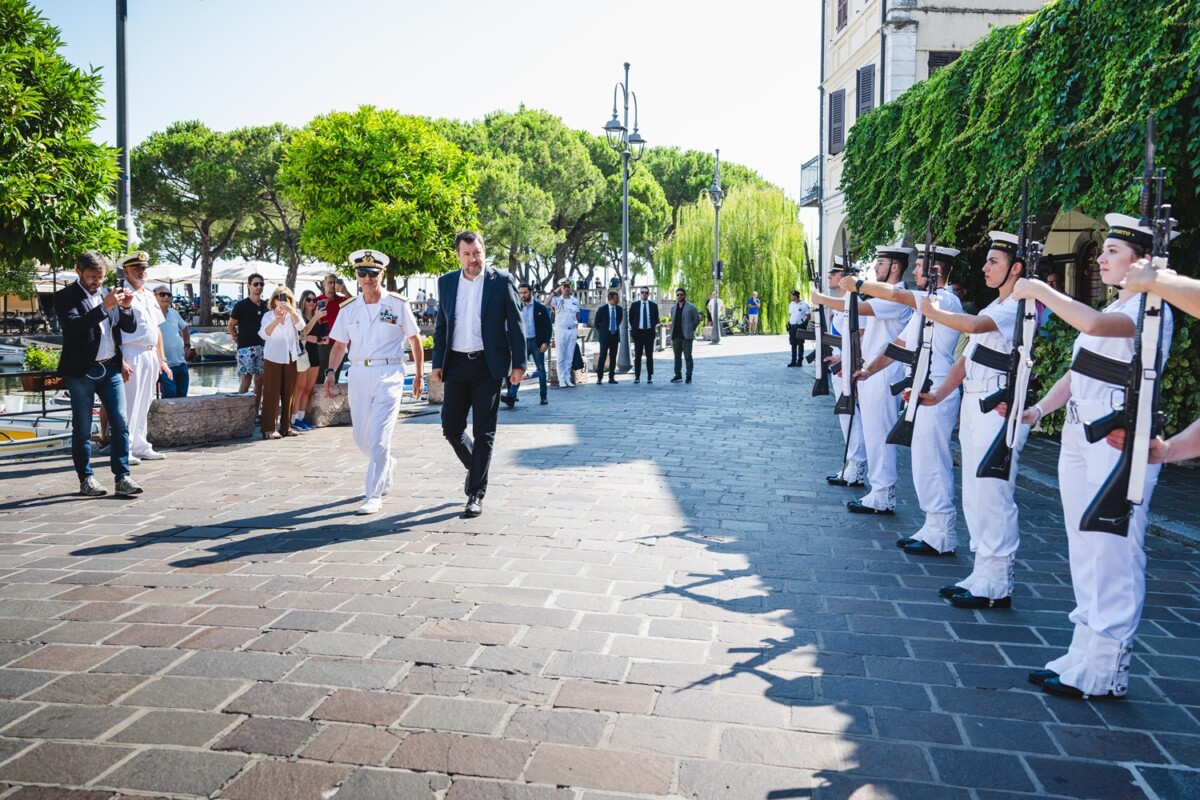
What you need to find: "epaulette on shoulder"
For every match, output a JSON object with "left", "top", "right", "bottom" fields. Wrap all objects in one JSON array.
[{"left": 341, "top": 296, "right": 362, "bottom": 309}]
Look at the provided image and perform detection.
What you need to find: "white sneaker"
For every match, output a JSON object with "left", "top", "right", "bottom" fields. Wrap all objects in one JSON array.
[
  {"left": 136, "top": 450, "right": 166, "bottom": 461},
  {"left": 127, "top": 455, "right": 141, "bottom": 465},
  {"left": 382, "top": 457, "right": 396, "bottom": 496},
  {"left": 356, "top": 497, "right": 382, "bottom": 515}
]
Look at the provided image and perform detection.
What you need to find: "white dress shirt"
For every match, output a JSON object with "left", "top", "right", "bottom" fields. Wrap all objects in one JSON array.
[
  {"left": 122, "top": 287, "right": 163, "bottom": 349},
  {"left": 451, "top": 271, "right": 485, "bottom": 352},
  {"left": 84, "top": 285, "right": 115, "bottom": 363}
]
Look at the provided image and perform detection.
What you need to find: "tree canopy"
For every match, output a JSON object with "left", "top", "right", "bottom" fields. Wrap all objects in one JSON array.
[
  {"left": 0, "top": 0, "right": 123, "bottom": 268},
  {"left": 281, "top": 106, "right": 477, "bottom": 281},
  {"left": 655, "top": 185, "right": 808, "bottom": 333}
]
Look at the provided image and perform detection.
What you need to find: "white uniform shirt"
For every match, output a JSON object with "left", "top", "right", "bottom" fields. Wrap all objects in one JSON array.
[
  {"left": 259, "top": 309, "right": 302, "bottom": 363},
  {"left": 83, "top": 284, "right": 116, "bottom": 363},
  {"left": 861, "top": 286, "right": 912, "bottom": 363},
  {"left": 1071, "top": 296, "right": 1174, "bottom": 404},
  {"left": 550, "top": 295, "right": 580, "bottom": 328},
  {"left": 965, "top": 296, "right": 1020, "bottom": 382},
  {"left": 789, "top": 300, "right": 810, "bottom": 326},
  {"left": 122, "top": 287, "right": 163, "bottom": 349},
  {"left": 451, "top": 272, "right": 486, "bottom": 352},
  {"left": 897, "top": 287, "right": 962, "bottom": 380},
  {"left": 329, "top": 292, "right": 420, "bottom": 373}
]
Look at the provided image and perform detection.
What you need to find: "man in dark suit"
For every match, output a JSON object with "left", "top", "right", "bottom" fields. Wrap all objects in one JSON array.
[
  {"left": 54, "top": 252, "right": 142, "bottom": 497},
  {"left": 592, "top": 290, "right": 623, "bottom": 384},
  {"left": 668, "top": 287, "right": 701, "bottom": 384},
  {"left": 502, "top": 283, "right": 551, "bottom": 408},
  {"left": 431, "top": 231, "right": 526, "bottom": 518},
  {"left": 629, "top": 287, "right": 659, "bottom": 384}
]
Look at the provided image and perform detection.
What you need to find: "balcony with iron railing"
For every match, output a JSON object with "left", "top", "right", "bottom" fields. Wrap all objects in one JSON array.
[{"left": 799, "top": 155, "right": 820, "bottom": 207}]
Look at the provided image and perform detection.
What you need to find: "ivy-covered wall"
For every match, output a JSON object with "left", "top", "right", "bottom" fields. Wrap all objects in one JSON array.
[{"left": 840, "top": 0, "right": 1200, "bottom": 436}]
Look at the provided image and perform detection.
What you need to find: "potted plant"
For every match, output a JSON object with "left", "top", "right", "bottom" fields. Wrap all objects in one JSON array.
[
  {"left": 421, "top": 335, "right": 434, "bottom": 361},
  {"left": 21, "top": 344, "right": 63, "bottom": 391}
]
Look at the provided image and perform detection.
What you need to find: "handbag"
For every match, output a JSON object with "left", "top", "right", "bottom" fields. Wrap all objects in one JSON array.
[{"left": 295, "top": 332, "right": 311, "bottom": 372}]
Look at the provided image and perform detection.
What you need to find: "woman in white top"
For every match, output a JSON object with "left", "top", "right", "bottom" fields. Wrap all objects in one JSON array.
[
  {"left": 258, "top": 286, "right": 303, "bottom": 439},
  {"left": 1008, "top": 212, "right": 1176, "bottom": 700}
]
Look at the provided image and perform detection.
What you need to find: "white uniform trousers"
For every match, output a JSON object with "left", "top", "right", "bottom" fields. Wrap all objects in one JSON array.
[
  {"left": 123, "top": 346, "right": 159, "bottom": 457},
  {"left": 554, "top": 327, "right": 576, "bottom": 387},
  {"left": 855, "top": 361, "right": 903, "bottom": 509},
  {"left": 908, "top": 388, "right": 961, "bottom": 550},
  {"left": 956, "top": 394, "right": 1029, "bottom": 599},
  {"left": 1046, "top": 421, "right": 1160, "bottom": 697},
  {"left": 834, "top": 370, "right": 867, "bottom": 464},
  {"left": 347, "top": 365, "right": 406, "bottom": 500}
]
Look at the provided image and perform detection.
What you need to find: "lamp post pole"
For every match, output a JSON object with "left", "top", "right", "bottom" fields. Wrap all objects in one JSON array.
[
  {"left": 603, "top": 62, "right": 646, "bottom": 373},
  {"left": 709, "top": 150, "right": 724, "bottom": 344}
]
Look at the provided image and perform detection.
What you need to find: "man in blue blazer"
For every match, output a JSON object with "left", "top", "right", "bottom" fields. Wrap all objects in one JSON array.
[
  {"left": 592, "top": 290, "right": 624, "bottom": 384},
  {"left": 502, "top": 283, "right": 551, "bottom": 408},
  {"left": 54, "top": 251, "right": 142, "bottom": 498},
  {"left": 431, "top": 231, "right": 527, "bottom": 518}
]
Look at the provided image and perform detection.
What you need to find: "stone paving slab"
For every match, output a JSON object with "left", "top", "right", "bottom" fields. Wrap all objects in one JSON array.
[{"left": 0, "top": 335, "right": 1197, "bottom": 799}]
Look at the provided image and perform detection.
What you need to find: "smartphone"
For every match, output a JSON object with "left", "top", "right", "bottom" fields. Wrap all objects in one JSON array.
[
  {"left": 317, "top": 299, "right": 326, "bottom": 311},
  {"left": 336, "top": 278, "right": 345, "bottom": 286}
]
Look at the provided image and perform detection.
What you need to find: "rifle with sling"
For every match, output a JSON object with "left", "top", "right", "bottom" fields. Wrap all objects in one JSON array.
[
  {"left": 833, "top": 232, "right": 861, "bottom": 416},
  {"left": 1078, "top": 114, "right": 1172, "bottom": 535},
  {"left": 977, "top": 181, "right": 1043, "bottom": 480},
  {"left": 800, "top": 240, "right": 831, "bottom": 396},
  {"left": 886, "top": 218, "right": 938, "bottom": 447}
]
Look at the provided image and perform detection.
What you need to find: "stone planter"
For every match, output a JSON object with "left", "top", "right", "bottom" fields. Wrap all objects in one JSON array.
[
  {"left": 148, "top": 394, "right": 256, "bottom": 447},
  {"left": 426, "top": 374, "right": 443, "bottom": 405},
  {"left": 305, "top": 383, "right": 352, "bottom": 426}
]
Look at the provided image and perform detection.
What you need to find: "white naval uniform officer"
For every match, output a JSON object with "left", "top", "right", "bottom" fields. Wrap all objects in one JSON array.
[
  {"left": 919, "top": 231, "right": 1031, "bottom": 608},
  {"left": 549, "top": 278, "right": 581, "bottom": 387},
  {"left": 824, "top": 258, "right": 867, "bottom": 487},
  {"left": 814, "top": 246, "right": 914, "bottom": 513},
  {"left": 1009, "top": 213, "right": 1176, "bottom": 701},
  {"left": 118, "top": 251, "right": 169, "bottom": 462},
  {"left": 868, "top": 247, "right": 964, "bottom": 555},
  {"left": 325, "top": 250, "right": 424, "bottom": 515}
]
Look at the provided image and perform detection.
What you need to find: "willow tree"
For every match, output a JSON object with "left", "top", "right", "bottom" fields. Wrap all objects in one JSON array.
[{"left": 655, "top": 186, "right": 807, "bottom": 333}]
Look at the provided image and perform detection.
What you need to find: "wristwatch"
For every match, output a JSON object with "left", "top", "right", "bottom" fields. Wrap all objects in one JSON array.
[{"left": 855, "top": 279, "right": 865, "bottom": 292}]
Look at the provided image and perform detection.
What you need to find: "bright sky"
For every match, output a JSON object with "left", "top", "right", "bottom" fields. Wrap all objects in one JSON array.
[{"left": 34, "top": 0, "right": 822, "bottom": 200}]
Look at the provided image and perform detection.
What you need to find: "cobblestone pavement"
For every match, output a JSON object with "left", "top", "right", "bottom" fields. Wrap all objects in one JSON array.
[{"left": 0, "top": 334, "right": 1198, "bottom": 800}]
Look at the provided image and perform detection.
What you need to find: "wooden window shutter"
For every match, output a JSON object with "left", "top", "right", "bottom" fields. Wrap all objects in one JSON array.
[
  {"left": 829, "top": 90, "right": 846, "bottom": 155},
  {"left": 929, "top": 51, "right": 961, "bottom": 74},
  {"left": 837, "top": 0, "right": 848, "bottom": 30},
  {"left": 856, "top": 65, "right": 875, "bottom": 117}
]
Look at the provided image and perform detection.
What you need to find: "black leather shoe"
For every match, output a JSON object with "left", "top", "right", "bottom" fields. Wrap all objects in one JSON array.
[
  {"left": 847, "top": 500, "right": 894, "bottom": 515},
  {"left": 670, "top": 376, "right": 682, "bottom": 383},
  {"left": 540, "top": 398, "right": 548, "bottom": 405},
  {"left": 1027, "top": 669, "right": 1058, "bottom": 687},
  {"left": 938, "top": 584, "right": 966, "bottom": 599},
  {"left": 949, "top": 592, "right": 1011, "bottom": 609},
  {"left": 685, "top": 376, "right": 692, "bottom": 383},
  {"left": 634, "top": 377, "right": 641, "bottom": 383},
  {"left": 464, "top": 493, "right": 483, "bottom": 518},
  {"left": 825, "top": 474, "right": 865, "bottom": 487},
  {"left": 608, "top": 377, "right": 617, "bottom": 384},
  {"left": 647, "top": 377, "right": 652, "bottom": 384},
  {"left": 896, "top": 537, "right": 917, "bottom": 548},
  {"left": 596, "top": 378, "right": 603, "bottom": 384},
  {"left": 787, "top": 361, "right": 798, "bottom": 367},
  {"left": 1041, "top": 677, "right": 1122, "bottom": 701},
  {"left": 903, "top": 541, "right": 954, "bottom": 556},
  {"left": 501, "top": 395, "right": 515, "bottom": 408}
]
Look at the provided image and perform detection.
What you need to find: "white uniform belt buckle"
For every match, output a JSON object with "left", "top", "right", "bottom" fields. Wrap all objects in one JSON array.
[
  {"left": 963, "top": 376, "right": 1004, "bottom": 394},
  {"left": 360, "top": 357, "right": 404, "bottom": 366},
  {"left": 1066, "top": 399, "right": 1115, "bottom": 425}
]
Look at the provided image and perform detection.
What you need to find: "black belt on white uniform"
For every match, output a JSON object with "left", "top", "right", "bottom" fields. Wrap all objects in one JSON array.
[
  {"left": 969, "top": 343, "right": 1010, "bottom": 372},
  {"left": 1070, "top": 347, "right": 1130, "bottom": 385}
]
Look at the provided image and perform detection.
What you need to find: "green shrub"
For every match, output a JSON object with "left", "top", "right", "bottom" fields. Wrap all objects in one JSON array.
[{"left": 22, "top": 344, "right": 60, "bottom": 372}]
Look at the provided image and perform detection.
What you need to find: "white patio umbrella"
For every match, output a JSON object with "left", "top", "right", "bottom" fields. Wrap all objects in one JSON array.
[{"left": 211, "top": 259, "right": 288, "bottom": 285}]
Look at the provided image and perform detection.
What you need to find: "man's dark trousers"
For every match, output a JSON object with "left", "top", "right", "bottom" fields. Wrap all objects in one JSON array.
[
  {"left": 506, "top": 339, "right": 546, "bottom": 401},
  {"left": 672, "top": 337, "right": 693, "bottom": 380},
  {"left": 788, "top": 324, "right": 804, "bottom": 364},
  {"left": 441, "top": 351, "right": 501, "bottom": 498},
  {"left": 596, "top": 333, "right": 618, "bottom": 381},
  {"left": 633, "top": 329, "right": 654, "bottom": 379}
]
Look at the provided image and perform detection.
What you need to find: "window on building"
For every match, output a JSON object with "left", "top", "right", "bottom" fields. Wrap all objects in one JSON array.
[
  {"left": 929, "top": 51, "right": 961, "bottom": 74},
  {"left": 829, "top": 90, "right": 846, "bottom": 155},
  {"left": 837, "top": 0, "right": 848, "bottom": 30},
  {"left": 856, "top": 65, "right": 875, "bottom": 118}
]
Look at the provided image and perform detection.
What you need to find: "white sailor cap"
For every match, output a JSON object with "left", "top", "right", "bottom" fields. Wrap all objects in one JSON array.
[
  {"left": 349, "top": 249, "right": 389, "bottom": 272},
  {"left": 1104, "top": 213, "right": 1179, "bottom": 248},
  {"left": 988, "top": 231, "right": 1020, "bottom": 255},
  {"left": 876, "top": 246, "right": 916, "bottom": 263},
  {"left": 120, "top": 250, "right": 151, "bottom": 269},
  {"left": 919, "top": 246, "right": 960, "bottom": 261},
  {"left": 830, "top": 255, "right": 846, "bottom": 272},
  {"left": 558, "top": 278, "right": 572, "bottom": 286}
]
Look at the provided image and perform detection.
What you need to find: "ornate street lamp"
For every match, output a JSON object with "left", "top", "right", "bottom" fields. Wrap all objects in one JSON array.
[
  {"left": 707, "top": 150, "right": 725, "bottom": 344},
  {"left": 602, "top": 62, "right": 647, "bottom": 372}
]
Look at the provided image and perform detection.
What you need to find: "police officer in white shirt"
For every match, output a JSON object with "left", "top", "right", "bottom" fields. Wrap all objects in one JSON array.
[
  {"left": 549, "top": 279, "right": 580, "bottom": 387},
  {"left": 118, "top": 251, "right": 169, "bottom": 462},
  {"left": 325, "top": 250, "right": 423, "bottom": 515},
  {"left": 787, "top": 290, "right": 810, "bottom": 367}
]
